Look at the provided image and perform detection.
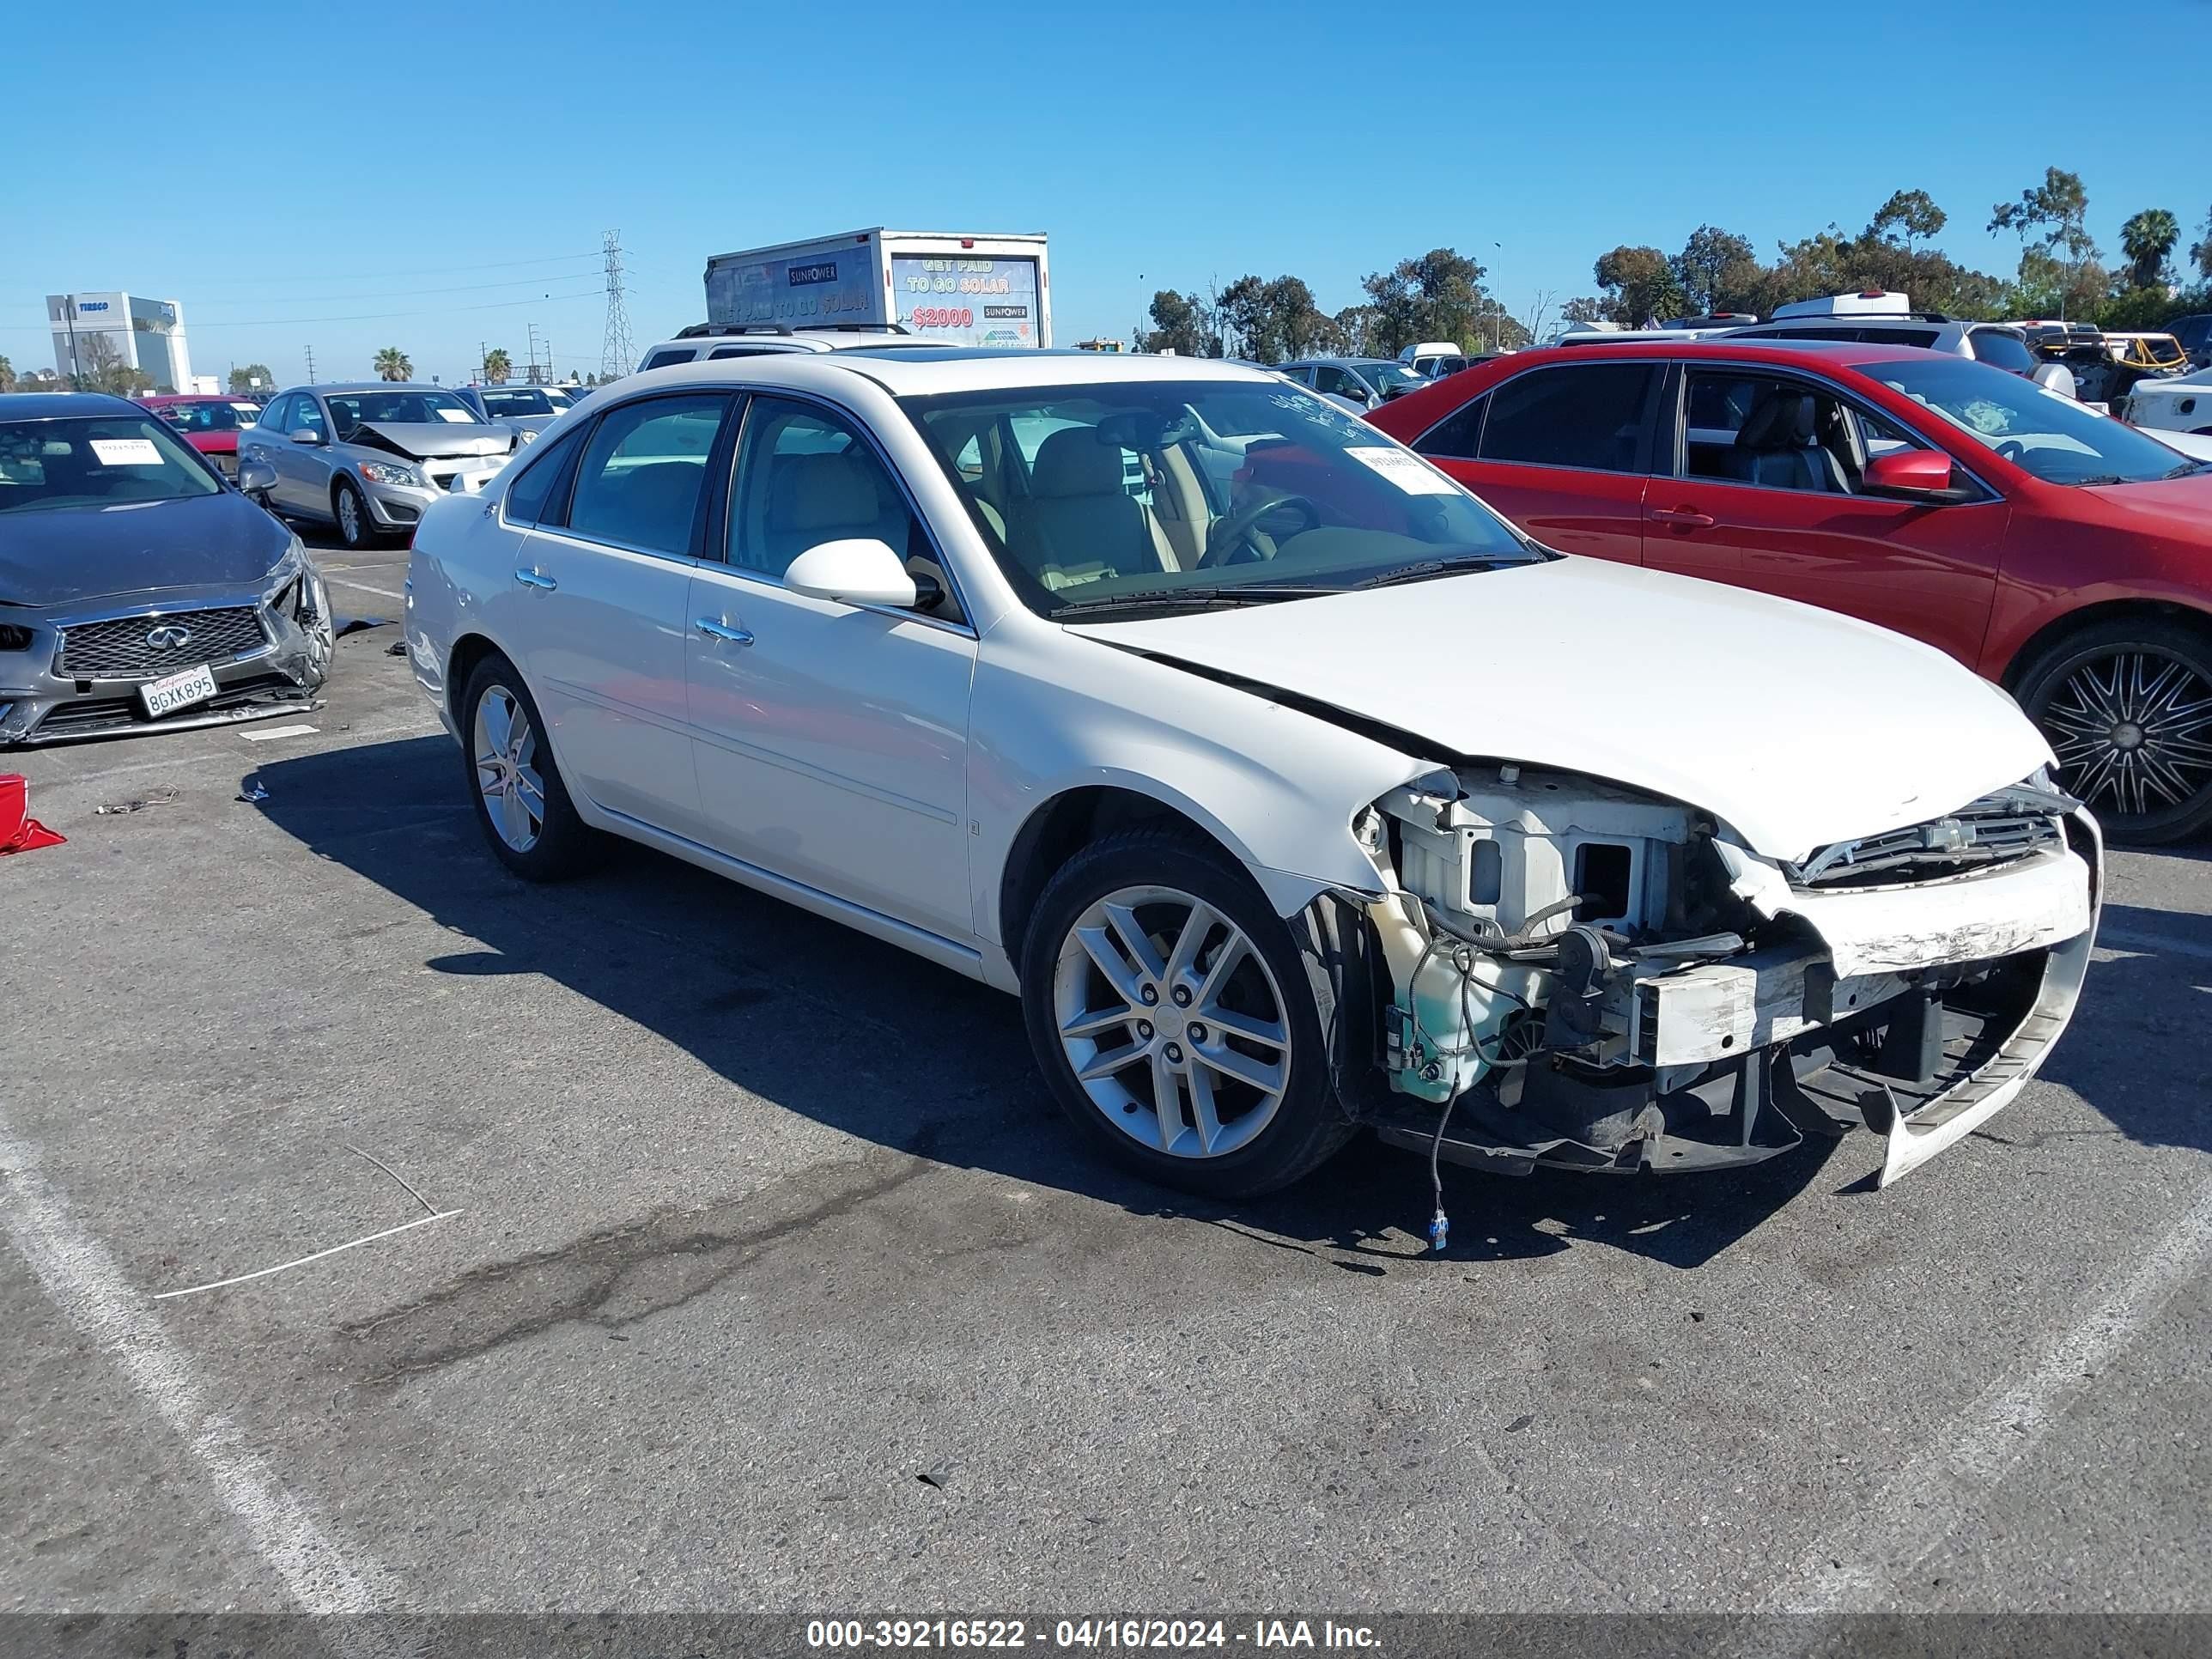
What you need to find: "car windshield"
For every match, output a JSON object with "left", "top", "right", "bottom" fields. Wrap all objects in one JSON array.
[
  {"left": 1870, "top": 357, "right": 2201, "bottom": 485},
  {"left": 154, "top": 401, "right": 261, "bottom": 433},
  {"left": 481, "top": 388, "right": 557, "bottom": 416},
  {"left": 0, "top": 416, "right": 222, "bottom": 514},
  {"left": 906, "top": 379, "right": 1541, "bottom": 617},
  {"left": 325, "top": 389, "right": 480, "bottom": 435}
]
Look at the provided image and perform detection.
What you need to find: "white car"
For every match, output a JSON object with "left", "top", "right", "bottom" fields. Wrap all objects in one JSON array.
[
  {"left": 406, "top": 353, "right": 2100, "bottom": 1201},
  {"left": 634, "top": 321, "right": 940, "bottom": 372},
  {"left": 2123, "top": 365, "right": 2212, "bottom": 441},
  {"left": 1723, "top": 291, "right": 2042, "bottom": 375}
]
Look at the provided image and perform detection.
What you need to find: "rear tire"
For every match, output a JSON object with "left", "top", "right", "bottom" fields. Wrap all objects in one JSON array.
[
  {"left": 459, "top": 651, "right": 600, "bottom": 880},
  {"left": 1018, "top": 828, "right": 1356, "bottom": 1199},
  {"left": 2015, "top": 617, "right": 2212, "bottom": 845}
]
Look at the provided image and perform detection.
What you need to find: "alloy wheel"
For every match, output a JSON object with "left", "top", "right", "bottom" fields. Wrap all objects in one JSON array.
[
  {"left": 337, "top": 487, "right": 362, "bottom": 544},
  {"left": 2039, "top": 647, "right": 2212, "bottom": 820},
  {"left": 1050, "top": 884, "right": 1291, "bottom": 1159},
  {"left": 473, "top": 684, "right": 547, "bottom": 853}
]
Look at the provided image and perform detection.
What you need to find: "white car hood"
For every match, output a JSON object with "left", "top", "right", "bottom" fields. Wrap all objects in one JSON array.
[{"left": 1066, "top": 557, "right": 2052, "bottom": 862}]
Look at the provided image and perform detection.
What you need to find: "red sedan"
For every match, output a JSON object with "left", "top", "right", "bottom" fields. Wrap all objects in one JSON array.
[
  {"left": 138, "top": 393, "right": 264, "bottom": 481},
  {"left": 1366, "top": 340, "right": 2212, "bottom": 842}
]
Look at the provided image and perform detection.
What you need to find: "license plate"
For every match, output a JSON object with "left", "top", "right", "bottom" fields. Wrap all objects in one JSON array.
[{"left": 140, "top": 663, "right": 218, "bottom": 718}]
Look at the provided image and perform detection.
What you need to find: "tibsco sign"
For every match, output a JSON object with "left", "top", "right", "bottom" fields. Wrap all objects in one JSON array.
[{"left": 891, "top": 257, "right": 1040, "bottom": 347}]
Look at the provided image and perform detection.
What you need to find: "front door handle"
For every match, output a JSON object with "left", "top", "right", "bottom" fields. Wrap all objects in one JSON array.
[
  {"left": 1650, "top": 507, "right": 1717, "bottom": 529},
  {"left": 514, "top": 568, "right": 557, "bottom": 591},
  {"left": 696, "top": 617, "right": 754, "bottom": 646}
]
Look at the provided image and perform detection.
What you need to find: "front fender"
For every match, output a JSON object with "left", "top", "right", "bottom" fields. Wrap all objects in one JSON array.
[{"left": 969, "top": 625, "right": 1433, "bottom": 943}]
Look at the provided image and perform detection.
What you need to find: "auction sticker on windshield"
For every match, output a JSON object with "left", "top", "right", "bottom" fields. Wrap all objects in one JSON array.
[
  {"left": 140, "top": 664, "right": 217, "bottom": 718},
  {"left": 90, "top": 438, "right": 163, "bottom": 466},
  {"left": 1345, "top": 447, "right": 1458, "bottom": 493}
]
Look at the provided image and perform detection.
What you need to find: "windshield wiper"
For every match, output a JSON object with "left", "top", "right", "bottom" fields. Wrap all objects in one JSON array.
[
  {"left": 2163, "top": 459, "right": 2211, "bottom": 479},
  {"left": 1052, "top": 584, "right": 1338, "bottom": 618},
  {"left": 1351, "top": 555, "right": 1522, "bottom": 590},
  {"left": 2069, "top": 474, "right": 2129, "bottom": 487}
]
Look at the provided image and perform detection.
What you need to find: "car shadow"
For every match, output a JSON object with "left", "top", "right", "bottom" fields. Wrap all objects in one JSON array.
[
  {"left": 255, "top": 736, "right": 1845, "bottom": 1275},
  {"left": 2024, "top": 900, "right": 2212, "bottom": 1158}
]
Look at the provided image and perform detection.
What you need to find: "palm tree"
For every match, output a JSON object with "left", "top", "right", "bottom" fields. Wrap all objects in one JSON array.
[
  {"left": 2118, "top": 209, "right": 2180, "bottom": 290},
  {"left": 483, "top": 347, "right": 513, "bottom": 385},
  {"left": 374, "top": 347, "right": 413, "bottom": 382},
  {"left": 0, "top": 355, "right": 15, "bottom": 393}
]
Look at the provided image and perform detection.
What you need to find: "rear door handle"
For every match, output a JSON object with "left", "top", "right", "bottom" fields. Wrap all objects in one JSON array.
[
  {"left": 696, "top": 617, "right": 753, "bottom": 646},
  {"left": 1650, "top": 507, "right": 1716, "bottom": 529},
  {"left": 514, "top": 568, "right": 556, "bottom": 591}
]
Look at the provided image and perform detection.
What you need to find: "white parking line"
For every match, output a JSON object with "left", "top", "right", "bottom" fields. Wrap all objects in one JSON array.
[
  {"left": 0, "top": 1122, "right": 392, "bottom": 1620},
  {"left": 1760, "top": 1176, "right": 2212, "bottom": 1613},
  {"left": 25, "top": 720, "right": 442, "bottom": 789},
  {"left": 329, "top": 577, "right": 405, "bottom": 602}
]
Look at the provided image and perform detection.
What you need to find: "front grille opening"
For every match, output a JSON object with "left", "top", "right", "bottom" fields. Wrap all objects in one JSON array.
[
  {"left": 1793, "top": 796, "right": 2063, "bottom": 890},
  {"left": 1574, "top": 842, "right": 1634, "bottom": 921}
]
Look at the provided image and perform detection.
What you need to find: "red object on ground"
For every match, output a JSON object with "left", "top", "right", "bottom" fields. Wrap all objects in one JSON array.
[{"left": 0, "top": 775, "right": 65, "bottom": 854}]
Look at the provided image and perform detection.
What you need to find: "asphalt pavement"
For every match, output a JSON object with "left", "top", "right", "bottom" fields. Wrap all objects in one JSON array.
[{"left": 3, "top": 538, "right": 2209, "bottom": 1629}]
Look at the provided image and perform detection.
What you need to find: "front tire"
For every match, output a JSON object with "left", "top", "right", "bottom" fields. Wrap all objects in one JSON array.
[
  {"left": 1018, "top": 829, "right": 1355, "bottom": 1199},
  {"left": 332, "top": 477, "right": 378, "bottom": 550},
  {"left": 2016, "top": 617, "right": 2212, "bottom": 844},
  {"left": 459, "top": 652, "right": 599, "bottom": 879}
]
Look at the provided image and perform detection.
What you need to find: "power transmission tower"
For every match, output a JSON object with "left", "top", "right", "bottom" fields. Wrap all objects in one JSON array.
[
  {"left": 600, "top": 229, "right": 635, "bottom": 380},
  {"left": 304, "top": 344, "right": 317, "bottom": 382}
]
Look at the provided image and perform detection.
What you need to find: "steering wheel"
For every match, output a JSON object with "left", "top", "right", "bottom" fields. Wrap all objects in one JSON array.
[
  {"left": 1995, "top": 440, "right": 2027, "bottom": 464},
  {"left": 1196, "top": 491, "right": 1319, "bottom": 569}
]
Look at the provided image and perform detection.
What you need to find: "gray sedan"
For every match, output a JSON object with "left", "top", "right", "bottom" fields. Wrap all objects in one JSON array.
[
  {"left": 0, "top": 392, "right": 331, "bottom": 745},
  {"left": 237, "top": 383, "right": 519, "bottom": 550}
]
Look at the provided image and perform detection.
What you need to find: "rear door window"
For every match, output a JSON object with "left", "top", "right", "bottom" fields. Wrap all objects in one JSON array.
[
  {"left": 565, "top": 394, "right": 730, "bottom": 555},
  {"left": 1478, "top": 364, "right": 1656, "bottom": 472},
  {"left": 502, "top": 427, "right": 586, "bottom": 525},
  {"left": 1413, "top": 393, "right": 1487, "bottom": 459}
]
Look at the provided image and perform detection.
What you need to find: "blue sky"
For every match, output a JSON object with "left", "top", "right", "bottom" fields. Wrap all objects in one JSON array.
[{"left": 3, "top": 0, "right": 2206, "bottom": 387}]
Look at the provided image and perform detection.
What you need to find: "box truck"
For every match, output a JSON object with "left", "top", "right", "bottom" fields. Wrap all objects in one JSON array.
[{"left": 702, "top": 229, "right": 1052, "bottom": 349}]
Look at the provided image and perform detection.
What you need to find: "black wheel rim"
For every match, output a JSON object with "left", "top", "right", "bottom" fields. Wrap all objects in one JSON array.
[{"left": 2039, "top": 647, "right": 2212, "bottom": 820}]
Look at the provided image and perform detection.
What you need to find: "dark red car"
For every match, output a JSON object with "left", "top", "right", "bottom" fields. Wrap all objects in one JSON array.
[
  {"left": 138, "top": 394, "right": 264, "bottom": 481},
  {"left": 1366, "top": 340, "right": 2212, "bottom": 842}
]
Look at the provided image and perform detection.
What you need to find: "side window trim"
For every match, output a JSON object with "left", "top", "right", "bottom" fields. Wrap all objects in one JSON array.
[{"left": 715, "top": 386, "right": 974, "bottom": 632}]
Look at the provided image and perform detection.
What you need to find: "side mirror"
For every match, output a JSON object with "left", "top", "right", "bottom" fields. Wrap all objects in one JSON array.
[
  {"left": 237, "top": 458, "right": 278, "bottom": 495},
  {"left": 783, "top": 538, "right": 918, "bottom": 609},
  {"left": 2031, "top": 362, "right": 2078, "bottom": 399},
  {"left": 290, "top": 428, "right": 323, "bottom": 446},
  {"left": 1863, "top": 449, "right": 1954, "bottom": 497}
]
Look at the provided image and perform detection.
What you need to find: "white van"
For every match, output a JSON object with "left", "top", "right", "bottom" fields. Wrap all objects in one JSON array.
[{"left": 1399, "top": 341, "right": 1469, "bottom": 379}]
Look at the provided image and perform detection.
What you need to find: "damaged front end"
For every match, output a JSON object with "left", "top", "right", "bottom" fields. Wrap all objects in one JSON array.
[
  {"left": 1350, "top": 765, "right": 2100, "bottom": 1186},
  {"left": 0, "top": 544, "right": 334, "bottom": 746}
]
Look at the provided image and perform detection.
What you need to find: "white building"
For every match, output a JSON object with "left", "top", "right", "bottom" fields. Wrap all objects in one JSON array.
[{"left": 46, "top": 291, "right": 193, "bottom": 393}]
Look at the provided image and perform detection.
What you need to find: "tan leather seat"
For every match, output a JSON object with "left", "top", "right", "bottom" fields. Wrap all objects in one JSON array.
[{"left": 1006, "top": 428, "right": 1171, "bottom": 590}]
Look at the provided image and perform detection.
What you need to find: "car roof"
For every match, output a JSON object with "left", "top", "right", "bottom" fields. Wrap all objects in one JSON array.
[
  {"left": 293, "top": 381, "right": 455, "bottom": 395},
  {"left": 1460, "top": 339, "right": 1936, "bottom": 371},
  {"left": 0, "top": 392, "right": 145, "bottom": 420},
  {"left": 603, "top": 349, "right": 1284, "bottom": 401},
  {"left": 140, "top": 392, "right": 248, "bottom": 404}
]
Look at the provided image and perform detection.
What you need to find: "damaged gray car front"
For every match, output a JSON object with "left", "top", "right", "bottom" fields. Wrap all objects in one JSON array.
[{"left": 0, "top": 392, "right": 331, "bottom": 745}]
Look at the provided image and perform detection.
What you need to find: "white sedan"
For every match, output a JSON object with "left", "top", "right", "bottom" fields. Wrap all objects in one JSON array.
[{"left": 406, "top": 351, "right": 2100, "bottom": 1200}]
